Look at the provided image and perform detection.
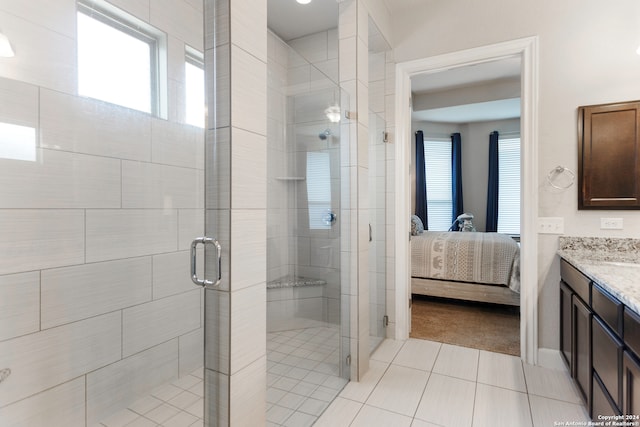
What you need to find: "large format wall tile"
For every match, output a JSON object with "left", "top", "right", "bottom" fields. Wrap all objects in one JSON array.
[
  {"left": 231, "top": 127, "right": 266, "bottom": 209},
  {"left": 151, "top": 0, "right": 203, "bottom": 50},
  {"left": 87, "top": 340, "right": 180, "bottom": 426},
  {"left": 179, "top": 327, "right": 204, "bottom": 376},
  {"left": 0, "top": 77, "right": 38, "bottom": 128},
  {"left": 231, "top": 45, "right": 267, "bottom": 136},
  {"left": 122, "top": 160, "right": 203, "bottom": 209},
  {"left": 41, "top": 257, "right": 152, "bottom": 329},
  {"left": 0, "top": 272, "right": 40, "bottom": 341},
  {"left": 86, "top": 209, "right": 178, "bottom": 262},
  {"left": 230, "top": 284, "right": 266, "bottom": 374},
  {"left": 0, "top": 377, "right": 85, "bottom": 427},
  {"left": 0, "top": 148, "right": 121, "bottom": 208},
  {"left": 122, "top": 290, "right": 201, "bottom": 357},
  {"left": 39, "top": 89, "right": 152, "bottom": 161},
  {"left": 0, "top": 10, "right": 76, "bottom": 93},
  {"left": 230, "top": 0, "right": 267, "bottom": 62},
  {"left": 0, "top": 312, "right": 121, "bottom": 407},
  {"left": 151, "top": 118, "right": 205, "bottom": 169},
  {"left": 0, "top": 209, "right": 84, "bottom": 275},
  {"left": 230, "top": 209, "right": 266, "bottom": 291},
  {"left": 153, "top": 251, "right": 198, "bottom": 299}
]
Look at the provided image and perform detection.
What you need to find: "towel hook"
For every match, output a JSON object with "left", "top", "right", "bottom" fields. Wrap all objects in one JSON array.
[{"left": 546, "top": 166, "right": 575, "bottom": 190}]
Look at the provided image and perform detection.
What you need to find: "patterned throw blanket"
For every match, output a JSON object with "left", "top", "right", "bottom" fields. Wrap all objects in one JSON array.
[{"left": 411, "top": 231, "right": 520, "bottom": 292}]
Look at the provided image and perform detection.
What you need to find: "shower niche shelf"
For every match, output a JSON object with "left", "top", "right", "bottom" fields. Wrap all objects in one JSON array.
[{"left": 275, "top": 176, "right": 305, "bottom": 181}]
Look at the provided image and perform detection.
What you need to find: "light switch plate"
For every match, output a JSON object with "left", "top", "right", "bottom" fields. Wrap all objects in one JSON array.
[
  {"left": 600, "top": 218, "right": 623, "bottom": 230},
  {"left": 538, "top": 217, "right": 565, "bottom": 234}
]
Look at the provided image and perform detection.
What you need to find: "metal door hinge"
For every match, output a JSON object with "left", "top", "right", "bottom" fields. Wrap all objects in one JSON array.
[
  {"left": 346, "top": 355, "right": 351, "bottom": 366},
  {"left": 383, "top": 315, "right": 389, "bottom": 328}
]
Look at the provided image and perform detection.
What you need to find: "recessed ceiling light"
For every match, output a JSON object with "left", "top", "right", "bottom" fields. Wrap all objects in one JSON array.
[{"left": 297, "top": 0, "right": 312, "bottom": 4}]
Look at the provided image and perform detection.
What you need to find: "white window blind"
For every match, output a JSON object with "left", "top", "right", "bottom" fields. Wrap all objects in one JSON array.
[
  {"left": 306, "top": 152, "right": 332, "bottom": 230},
  {"left": 497, "top": 136, "right": 521, "bottom": 235},
  {"left": 185, "top": 48, "right": 205, "bottom": 128},
  {"left": 424, "top": 139, "right": 452, "bottom": 231}
]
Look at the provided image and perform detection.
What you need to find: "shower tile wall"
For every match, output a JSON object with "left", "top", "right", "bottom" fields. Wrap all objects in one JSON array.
[
  {"left": 0, "top": 1, "right": 205, "bottom": 425},
  {"left": 267, "top": 29, "right": 342, "bottom": 331}
]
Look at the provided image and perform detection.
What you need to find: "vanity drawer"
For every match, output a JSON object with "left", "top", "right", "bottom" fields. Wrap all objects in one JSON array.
[
  {"left": 624, "top": 308, "right": 640, "bottom": 356},
  {"left": 593, "top": 283, "right": 623, "bottom": 336},
  {"left": 561, "top": 259, "right": 591, "bottom": 305},
  {"left": 593, "top": 371, "right": 621, "bottom": 417}
]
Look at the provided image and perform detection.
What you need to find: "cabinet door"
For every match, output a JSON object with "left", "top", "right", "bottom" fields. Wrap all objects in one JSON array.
[
  {"left": 578, "top": 101, "right": 640, "bottom": 209},
  {"left": 573, "top": 294, "right": 592, "bottom": 407},
  {"left": 592, "top": 316, "right": 622, "bottom": 409},
  {"left": 623, "top": 351, "right": 640, "bottom": 415},
  {"left": 560, "top": 281, "right": 573, "bottom": 368}
]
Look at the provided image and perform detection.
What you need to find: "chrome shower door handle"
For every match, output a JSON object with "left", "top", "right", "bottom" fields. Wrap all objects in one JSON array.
[{"left": 190, "top": 237, "right": 222, "bottom": 287}]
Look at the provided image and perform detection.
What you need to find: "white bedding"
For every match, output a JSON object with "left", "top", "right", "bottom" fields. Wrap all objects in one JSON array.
[{"left": 411, "top": 231, "right": 520, "bottom": 293}]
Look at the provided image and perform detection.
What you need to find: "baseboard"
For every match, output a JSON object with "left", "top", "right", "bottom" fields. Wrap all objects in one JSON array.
[{"left": 537, "top": 347, "right": 569, "bottom": 372}]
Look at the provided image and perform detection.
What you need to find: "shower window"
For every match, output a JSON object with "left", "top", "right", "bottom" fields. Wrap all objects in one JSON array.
[
  {"left": 306, "top": 151, "right": 332, "bottom": 230},
  {"left": 185, "top": 47, "right": 205, "bottom": 128},
  {"left": 77, "top": 0, "right": 166, "bottom": 117}
]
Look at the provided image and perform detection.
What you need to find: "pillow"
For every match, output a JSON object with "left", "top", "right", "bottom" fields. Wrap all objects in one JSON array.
[{"left": 411, "top": 215, "right": 424, "bottom": 235}]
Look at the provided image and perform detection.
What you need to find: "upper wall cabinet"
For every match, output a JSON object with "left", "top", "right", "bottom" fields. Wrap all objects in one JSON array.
[{"left": 578, "top": 101, "right": 640, "bottom": 209}]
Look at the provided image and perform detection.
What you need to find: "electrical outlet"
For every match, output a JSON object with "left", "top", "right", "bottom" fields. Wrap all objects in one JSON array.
[
  {"left": 538, "top": 217, "right": 565, "bottom": 234},
  {"left": 600, "top": 218, "right": 623, "bottom": 230}
]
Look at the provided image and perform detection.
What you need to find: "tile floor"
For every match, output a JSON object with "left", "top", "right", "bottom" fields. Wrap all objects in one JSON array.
[
  {"left": 266, "top": 326, "right": 348, "bottom": 427},
  {"left": 99, "top": 337, "right": 589, "bottom": 427},
  {"left": 315, "top": 338, "right": 591, "bottom": 427}
]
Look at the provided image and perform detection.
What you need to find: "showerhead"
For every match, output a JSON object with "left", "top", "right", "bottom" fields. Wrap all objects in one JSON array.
[{"left": 319, "top": 129, "right": 332, "bottom": 140}]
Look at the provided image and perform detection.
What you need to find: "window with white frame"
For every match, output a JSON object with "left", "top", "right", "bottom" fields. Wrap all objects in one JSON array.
[
  {"left": 497, "top": 136, "right": 521, "bottom": 235},
  {"left": 423, "top": 138, "right": 452, "bottom": 231},
  {"left": 77, "top": 1, "right": 166, "bottom": 116},
  {"left": 185, "top": 47, "right": 205, "bottom": 128}
]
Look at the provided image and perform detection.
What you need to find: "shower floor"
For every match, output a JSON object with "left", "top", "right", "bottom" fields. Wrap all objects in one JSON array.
[
  {"left": 98, "top": 326, "right": 346, "bottom": 427},
  {"left": 267, "top": 326, "right": 348, "bottom": 427}
]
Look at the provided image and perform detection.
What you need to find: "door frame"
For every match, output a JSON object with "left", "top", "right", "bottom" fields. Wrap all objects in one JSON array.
[{"left": 393, "top": 36, "right": 540, "bottom": 364}]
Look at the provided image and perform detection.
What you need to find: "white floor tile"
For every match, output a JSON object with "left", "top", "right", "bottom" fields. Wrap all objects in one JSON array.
[
  {"left": 350, "top": 405, "right": 413, "bottom": 427},
  {"left": 339, "top": 359, "right": 389, "bottom": 403},
  {"left": 129, "top": 396, "right": 163, "bottom": 415},
  {"left": 432, "top": 343, "right": 479, "bottom": 382},
  {"left": 145, "top": 403, "right": 180, "bottom": 424},
  {"left": 162, "top": 411, "right": 199, "bottom": 427},
  {"left": 313, "top": 397, "right": 362, "bottom": 427},
  {"left": 473, "top": 383, "right": 532, "bottom": 427},
  {"left": 477, "top": 350, "right": 526, "bottom": 392},
  {"left": 529, "top": 395, "right": 590, "bottom": 427},
  {"left": 523, "top": 363, "right": 583, "bottom": 404},
  {"left": 282, "top": 410, "right": 317, "bottom": 427},
  {"left": 411, "top": 419, "right": 442, "bottom": 427},
  {"left": 101, "top": 408, "right": 140, "bottom": 427},
  {"left": 370, "top": 339, "right": 405, "bottom": 363},
  {"left": 392, "top": 338, "right": 441, "bottom": 372},
  {"left": 414, "top": 373, "right": 475, "bottom": 427},
  {"left": 366, "top": 364, "right": 430, "bottom": 416}
]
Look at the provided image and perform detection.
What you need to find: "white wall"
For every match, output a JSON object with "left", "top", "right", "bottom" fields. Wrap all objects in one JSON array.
[
  {"left": 392, "top": 0, "right": 640, "bottom": 349},
  {"left": 0, "top": 1, "right": 205, "bottom": 425}
]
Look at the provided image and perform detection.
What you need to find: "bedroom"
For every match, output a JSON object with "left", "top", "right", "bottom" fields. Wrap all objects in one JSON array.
[{"left": 409, "top": 57, "right": 523, "bottom": 355}]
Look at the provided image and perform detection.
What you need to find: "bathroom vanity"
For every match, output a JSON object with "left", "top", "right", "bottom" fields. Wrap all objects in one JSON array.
[{"left": 558, "top": 237, "right": 640, "bottom": 419}]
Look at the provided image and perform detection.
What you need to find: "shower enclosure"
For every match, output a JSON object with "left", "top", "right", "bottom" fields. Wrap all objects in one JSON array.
[{"left": 265, "top": 26, "right": 349, "bottom": 425}]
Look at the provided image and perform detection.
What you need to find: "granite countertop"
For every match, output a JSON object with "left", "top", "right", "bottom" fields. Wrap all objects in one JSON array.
[{"left": 558, "top": 236, "right": 640, "bottom": 315}]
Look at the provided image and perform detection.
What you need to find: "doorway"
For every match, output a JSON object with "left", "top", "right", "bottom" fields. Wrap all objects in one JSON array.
[{"left": 394, "top": 37, "right": 540, "bottom": 364}]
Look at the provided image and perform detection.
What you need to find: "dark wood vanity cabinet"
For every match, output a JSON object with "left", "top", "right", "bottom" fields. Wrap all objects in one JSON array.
[
  {"left": 578, "top": 100, "right": 640, "bottom": 209},
  {"left": 559, "top": 259, "right": 638, "bottom": 418}
]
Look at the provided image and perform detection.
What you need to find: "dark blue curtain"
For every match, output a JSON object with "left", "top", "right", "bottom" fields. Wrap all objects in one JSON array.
[
  {"left": 415, "top": 131, "right": 428, "bottom": 229},
  {"left": 486, "top": 131, "right": 499, "bottom": 232},
  {"left": 451, "top": 133, "right": 464, "bottom": 223}
]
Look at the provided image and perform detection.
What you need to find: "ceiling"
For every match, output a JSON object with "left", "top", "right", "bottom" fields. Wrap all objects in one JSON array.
[
  {"left": 267, "top": 0, "right": 339, "bottom": 41},
  {"left": 411, "top": 57, "right": 522, "bottom": 123},
  {"left": 267, "top": 0, "right": 521, "bottom": 123}
]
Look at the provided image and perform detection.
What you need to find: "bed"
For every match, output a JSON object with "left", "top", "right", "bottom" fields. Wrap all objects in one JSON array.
[{"left": 411, "top": 230, "right": 521, "bottom": 306}]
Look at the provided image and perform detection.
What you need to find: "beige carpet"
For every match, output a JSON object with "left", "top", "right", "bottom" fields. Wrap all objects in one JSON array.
[{"left": 410, "top": 295, "right": 520, "bottom": 356}]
